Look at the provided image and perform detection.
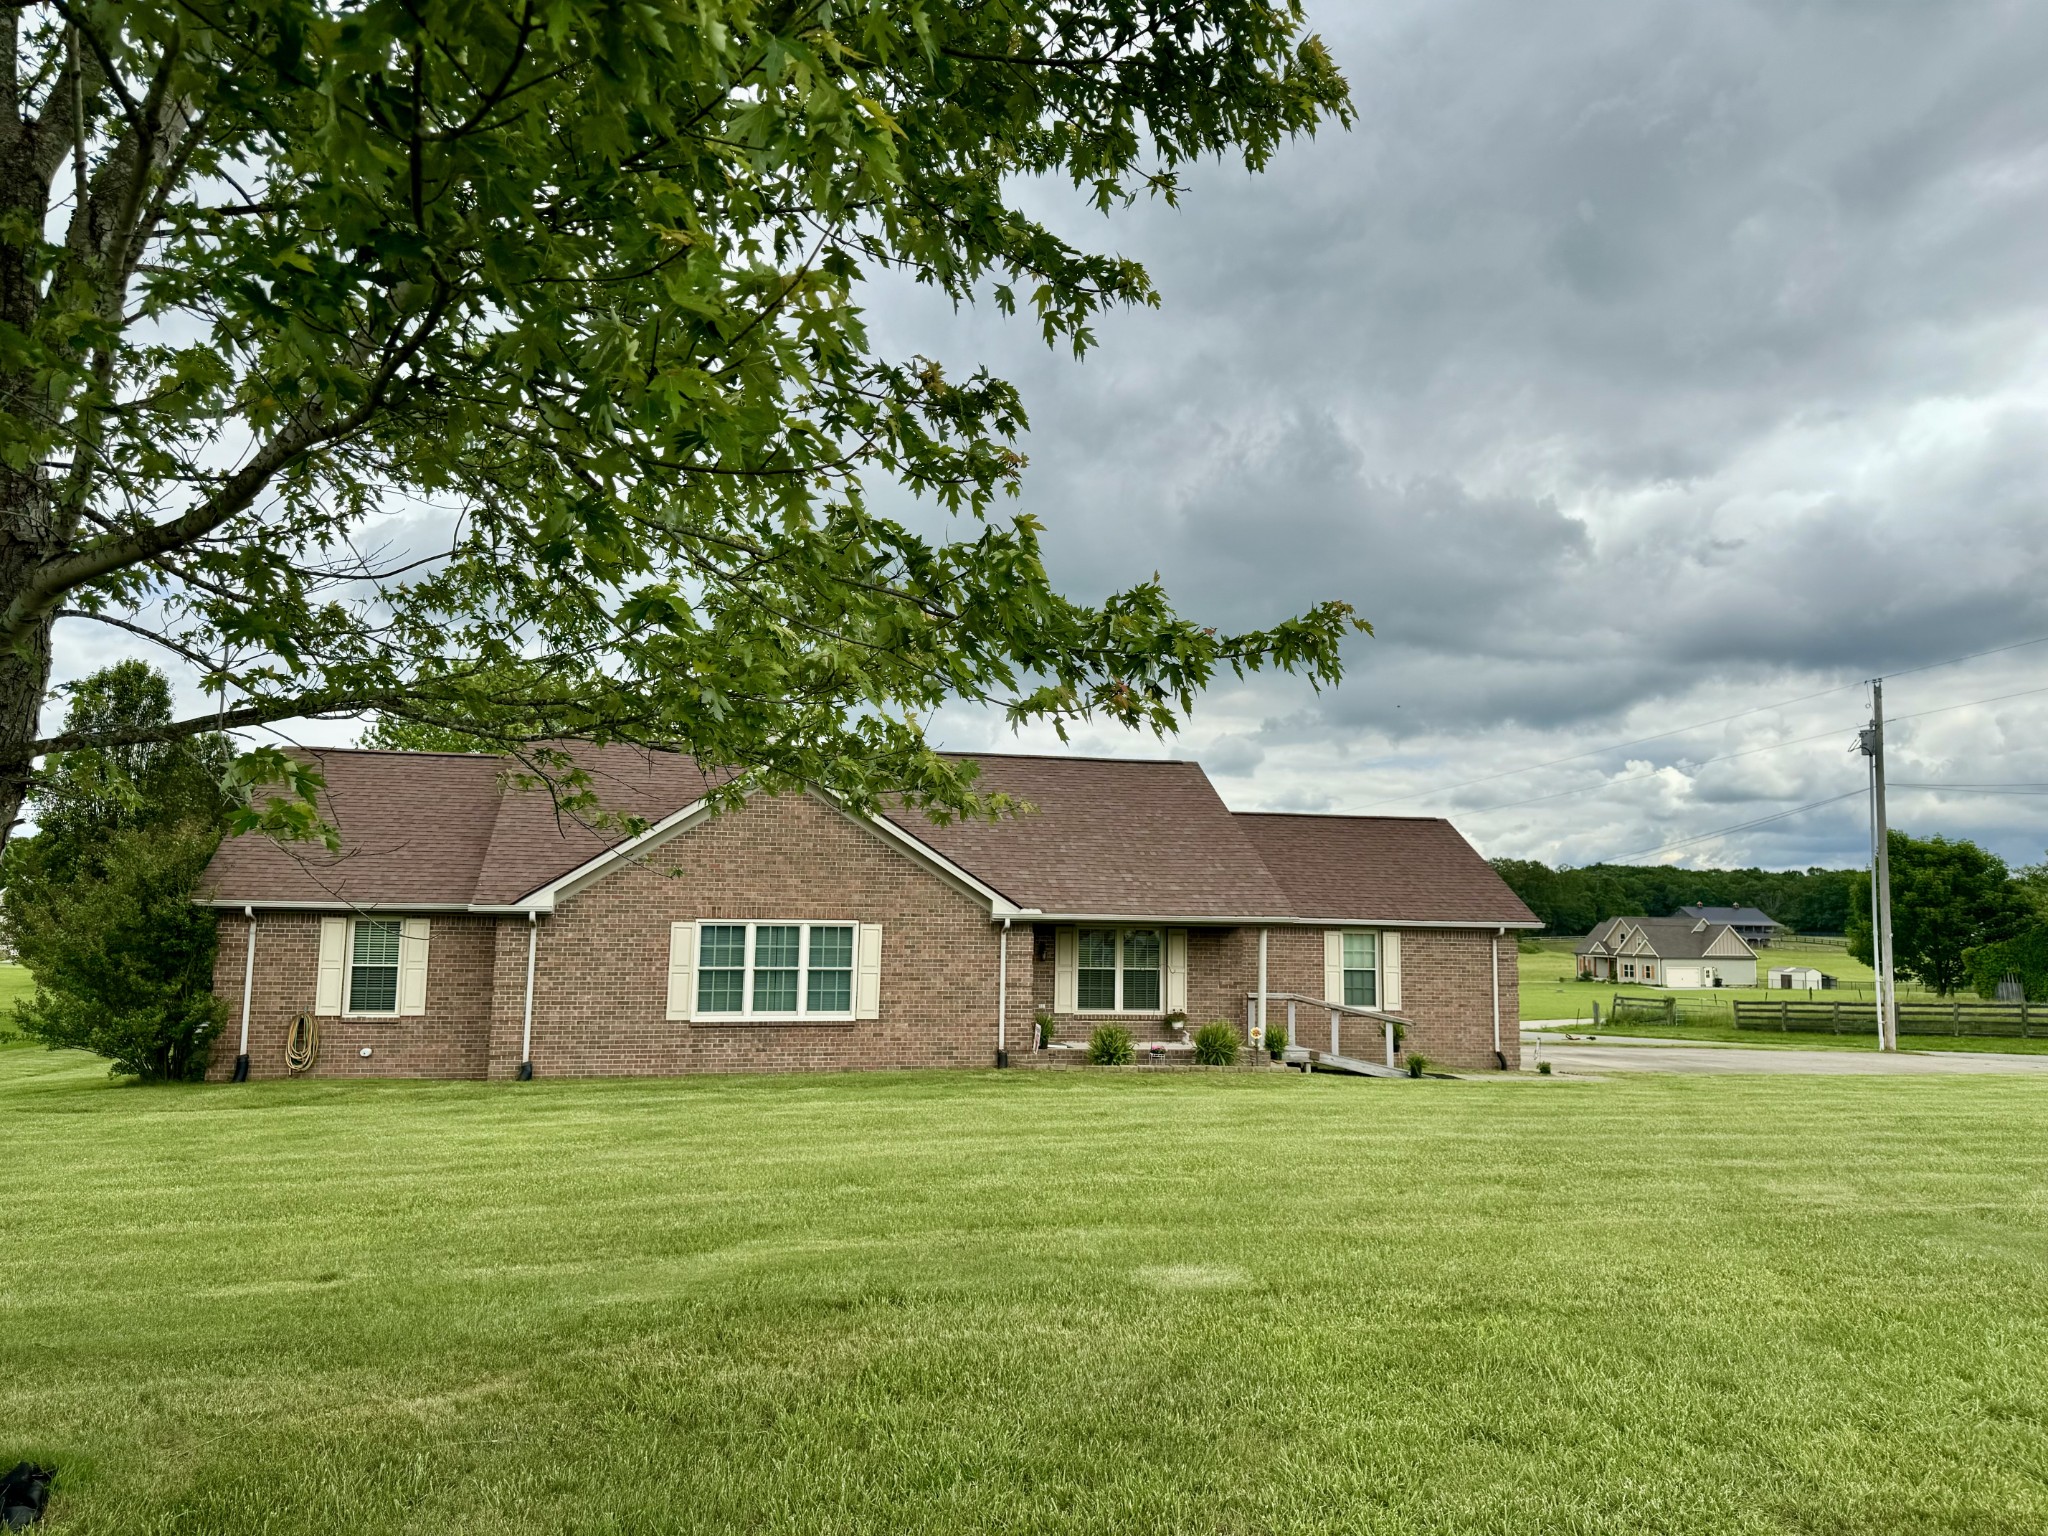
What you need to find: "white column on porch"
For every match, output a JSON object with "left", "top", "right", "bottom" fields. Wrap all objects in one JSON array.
[{"left": 1256, "top": 927, "right": 1268, "bottom": 1046}]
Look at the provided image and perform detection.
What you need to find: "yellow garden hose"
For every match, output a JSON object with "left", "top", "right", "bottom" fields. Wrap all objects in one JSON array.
[{"left": 284, "top": 1012, "right": 319, "bottom": 1075}]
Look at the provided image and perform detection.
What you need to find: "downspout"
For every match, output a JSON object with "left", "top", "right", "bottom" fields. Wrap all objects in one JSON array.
[
  {"left": 1492, "top": 927, "right": 1506, "bottom": 1071},
  {"left": 232, "top": 906, "right": 255, "bottom": 1082},
  {"left": 517, "top": 912, "right": 537, "bottom": 1080},
  {"left": 996, "top": 918, "right": 1010, "bottom": 1069},
  {"left": 1256, "top": 927, "right": 1269, "bottom": 1047}
]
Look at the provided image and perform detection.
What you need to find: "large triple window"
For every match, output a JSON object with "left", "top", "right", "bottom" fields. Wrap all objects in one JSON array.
[
  {"left": 697, "top": 921, "right": 857, "bottom": 1018},
  {"left": 1077, "top": 927, "right": 1163, "bottom": 1013}
]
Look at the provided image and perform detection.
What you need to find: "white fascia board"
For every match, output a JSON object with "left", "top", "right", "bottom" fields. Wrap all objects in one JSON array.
[
  {"left": 507, "top": 797, "right": 716, "bottom": 911},
  {"left": 506, "top": 785, "right": 1034, "bottom": 919},
  {"left": 1029, "top": 913, "right": 1544, "bottom": 929},
  {"left": 196, "top": 898, "right": 483, "bottom": 912},
  {"left": 813, "top": 792, "right": 1032, "bottom": 917}
]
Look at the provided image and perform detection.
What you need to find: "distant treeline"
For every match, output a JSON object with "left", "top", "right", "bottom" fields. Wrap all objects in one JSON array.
[{"left": 1487, "top": 860, "right": 1858, "bottom": 937}]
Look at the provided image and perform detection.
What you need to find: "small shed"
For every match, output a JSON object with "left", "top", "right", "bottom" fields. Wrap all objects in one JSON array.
[{"left": 1768, "top": 966, "right": 1833, "bottom": 991}]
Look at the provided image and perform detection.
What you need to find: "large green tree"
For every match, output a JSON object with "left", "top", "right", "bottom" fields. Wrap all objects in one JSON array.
[
  {"left": 0, "top": 0, "right": 1360, "bottom": 845},
  {"left": 2, "top": 660, "right": 232, "bottom": 1077},
  {"left": 1849, "top": 831, "right": 2032, "bottom": 996}
]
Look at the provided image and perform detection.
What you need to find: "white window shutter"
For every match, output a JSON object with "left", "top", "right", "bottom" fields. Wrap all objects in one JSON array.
[
  {"left": 1381, "top": 930, "right": 1402, "bottom": 1011},
  {"left": 1053, "top": 927, "right": 1077, "bottom": 1014},
  {"left": 1165, "top": 929, "right": 1188, "bottom": 1013},
  {"left": 315, "top": 917, "right": 346, "bottom": 1016},
  {"left": 666, "top": 922, "right": 696, "bottom": 1021},
  {"left": 1324, "top": 931, "right": 1343, "bottom": 1005},
  {"left": 398, "top": 918, "right": 431, "bottom": 1016},
  {"left": 856, "top": 923, "right": 883, "bottom": 1019}
]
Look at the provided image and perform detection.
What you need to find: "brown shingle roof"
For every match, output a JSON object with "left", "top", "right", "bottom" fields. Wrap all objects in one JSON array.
[
  {"left": 468, "top": 747, "right": 734, "bottom": 905},
  {"left": 200, "top": 746, "right": 1536, "bottom": 925},
  {"left": 884, "top": 755, "right": 1292, "bottom": 917},
  {"left": 1233, "top": 812, "right": 1539, "bottom": 926},
  {"left": 199, "top": 745, "right": 732, "bottom": 909}
]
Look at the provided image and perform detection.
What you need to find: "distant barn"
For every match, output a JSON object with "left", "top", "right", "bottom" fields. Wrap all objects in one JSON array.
[{"left": 1677, "top": 904, "right": 1783, "bottom": 948}]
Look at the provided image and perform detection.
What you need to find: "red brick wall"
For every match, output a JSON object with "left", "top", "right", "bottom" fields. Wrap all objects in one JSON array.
[
  {"left": 205, "top": 911, "right": 497, "bottom": 1080},
  {"left": 208, "top": 795, "right": 1519, "bottom": 1079},
  {"left": 485, "top": 792, "right": 1029, "bottom": 1077},
  {"left": 1022, "top": 922, "right": 1518, "bottom": 1071}
]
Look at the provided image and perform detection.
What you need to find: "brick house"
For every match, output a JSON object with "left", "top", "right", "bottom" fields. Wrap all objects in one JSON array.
[{"left": 199, "top": 746, "right": 1538, "bottom": 1081}]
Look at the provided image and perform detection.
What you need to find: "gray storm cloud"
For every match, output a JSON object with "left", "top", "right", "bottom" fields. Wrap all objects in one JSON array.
[{"left": 871, "top": 0, "right": 2048, "bottom": 869}]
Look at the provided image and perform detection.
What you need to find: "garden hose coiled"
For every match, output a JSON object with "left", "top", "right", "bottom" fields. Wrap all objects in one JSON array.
[{"left": 284, "top": 1012, "right": 319, "bottom": 1075}]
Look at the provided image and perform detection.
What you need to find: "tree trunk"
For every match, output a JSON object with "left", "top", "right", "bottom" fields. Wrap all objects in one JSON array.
[{"left": 0, "top": 117, "right": 58, "bottom": 855}]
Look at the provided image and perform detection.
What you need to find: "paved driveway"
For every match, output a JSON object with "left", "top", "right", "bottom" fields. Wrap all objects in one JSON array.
[{"left": 1522, "top": 1031, "right": 2048, "bottom": 1076}]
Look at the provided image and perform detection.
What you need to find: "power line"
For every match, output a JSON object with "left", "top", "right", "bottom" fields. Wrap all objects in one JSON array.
[
  {"left": 1467, "top": 680, "right": 2048, "bottom": 821},
  {"left": 1463, "top": 721, "right": 1864, "bottom": 816},
  {"left": 1883, "top": 632, "right": 2048, "bottom": 681},
  {"left": 1330, "top": 680, "right": 1866, "bottom": 813},
  {"left": 1600, "top": 789, "right": 1869, "bottom": 864},
  {"left": 1340, "top": 629, "right": 2048, "bottom": 816}
]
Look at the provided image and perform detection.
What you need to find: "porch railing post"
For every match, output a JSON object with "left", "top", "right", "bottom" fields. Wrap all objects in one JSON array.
[{"left": 1384, "top": 1017, "right": 1394, "bottom": 1067}]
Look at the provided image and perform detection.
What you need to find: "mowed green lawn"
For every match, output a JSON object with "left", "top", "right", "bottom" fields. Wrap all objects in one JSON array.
[{"left": 6, "top": 1052, "right": 2048, "bottom": 1532}]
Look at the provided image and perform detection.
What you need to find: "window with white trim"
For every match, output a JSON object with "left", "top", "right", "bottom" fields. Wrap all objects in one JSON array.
[
  {"left": 695, "top": 921, "right": 857, "bottom": 1018},
  {"left": 347, "top": 919, "right": 402, "bottom": 1015},
  {"left": 1342, "top": 931, "right": 1377, "bottom": 1008},
  {"left": 1077, "top": 927, "right": 1164, "bottom": 1013}
]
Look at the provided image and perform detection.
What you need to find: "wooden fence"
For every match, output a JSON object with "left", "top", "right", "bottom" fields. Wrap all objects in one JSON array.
[{"left": 1733, "top": 997, "right": 2047, "bottom": 1038}]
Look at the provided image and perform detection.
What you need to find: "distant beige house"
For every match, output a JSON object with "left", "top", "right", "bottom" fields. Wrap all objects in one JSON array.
[{"left": 1575, "top": 916, "right": 1758, "bottom": 989}]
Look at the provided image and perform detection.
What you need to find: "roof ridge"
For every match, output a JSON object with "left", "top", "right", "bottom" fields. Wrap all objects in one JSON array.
[
  {"left": 1233, "top": 810, "right": 1450, "bottom": 825},
  {"left": 938, "top": 750, "right": 1191, "bottom": 766}
]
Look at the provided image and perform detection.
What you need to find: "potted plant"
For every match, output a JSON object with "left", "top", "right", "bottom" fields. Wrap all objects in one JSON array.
[{"left": 1035, "top": 1010, "right": 1057, "bottom": 1049}]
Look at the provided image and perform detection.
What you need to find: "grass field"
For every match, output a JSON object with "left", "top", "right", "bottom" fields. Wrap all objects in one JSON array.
[
  {"left": 6, "top": 1052, "right": 2048, "bottom": 1532},
  {"left": 1517, "top": 937, "right": 1886, "bottom": 1023},
  {"left": 1512, "top": 940, "right": 2048, "bottom": 1054}
]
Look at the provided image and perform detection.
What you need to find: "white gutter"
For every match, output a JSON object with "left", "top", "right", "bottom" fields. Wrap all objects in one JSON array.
[
  {"left": 1491, "top": 927, "right": 1503, "bottom": 1066},
  {"left": 519, "top": 912, "right": 538, "bottom": 1079},
  {"left": 1014, "top": 912, "right": 1544, "bottom": 930},
  {"left": 996, "top": 918, "right": 1010, "bottom": 1067},
  {"left": 235, "top": 905, "right": 256, "bottom": 1080}
]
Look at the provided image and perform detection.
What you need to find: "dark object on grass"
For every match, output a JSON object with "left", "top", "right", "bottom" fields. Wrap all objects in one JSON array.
[
  {"left": 1538, "top": 1060, "right": 1553, "bottom": 1076},
  {"left": 1, "top": 1463, "right": 53, "bottom": 1529},
  {"left": 1406, "top": 1054, "right": 1429, "bottom": 1079}
]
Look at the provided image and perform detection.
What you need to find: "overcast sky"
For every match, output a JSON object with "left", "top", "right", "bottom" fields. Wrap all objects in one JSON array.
[
  {"left": 51, "top": 0, "right": 2048, "bottom": 872},
  {"left": 862, "top": 0, "right": 2048, "bottom": 871}
]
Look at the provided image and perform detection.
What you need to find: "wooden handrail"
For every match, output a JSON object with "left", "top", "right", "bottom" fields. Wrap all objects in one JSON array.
[{"left": 1246, "top": 989, "right": 1410, "bottom": 1021}]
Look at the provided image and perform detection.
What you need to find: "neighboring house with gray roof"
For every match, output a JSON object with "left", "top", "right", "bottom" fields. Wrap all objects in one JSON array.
[
  {"left": 198, "top": 746, "right": 1538, "bottom": 1081},
  {"left": 1575, "top": 916, "right": 1758, "bottom": 989},
  {"left": 1676, "top": 904, "right": 1784, "bottom": 947}
]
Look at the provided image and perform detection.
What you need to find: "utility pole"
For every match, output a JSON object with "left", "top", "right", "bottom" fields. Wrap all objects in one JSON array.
[{"left": 1859, "top": 681, "right": 1899, "bottom": 1050}]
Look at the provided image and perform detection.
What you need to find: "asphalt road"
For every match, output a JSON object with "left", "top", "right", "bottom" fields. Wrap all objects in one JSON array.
[{"left": 1521, "top": 1031, "right": 2048, "bottom": 1076}]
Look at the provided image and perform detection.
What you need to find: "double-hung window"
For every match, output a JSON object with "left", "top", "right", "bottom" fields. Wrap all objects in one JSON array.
[
  {"left": 347, "top": 919, "right": 403, "bottom": 1015},
  {"left": 696, "top": 921, "right": 857, "bottom": 1019},
  {"left": 1342, "top": 931, "right": 1377, "bottom": 1008},
  {"left": 1077, "top": 927, "right": 1164, "bottom": 1013}
]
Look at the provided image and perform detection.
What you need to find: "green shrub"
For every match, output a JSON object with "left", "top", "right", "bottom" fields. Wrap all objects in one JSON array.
[
  {"left": 1035, "top": 1010, "right": 1058, "bottom": 1048},
  {"left": 1192, "top": 1021, "right": 1240, "bottom": 1065},
  {"left": 1537, "top": 1060, "right": 1553, "bottom": 1075},
  {"left": 1406, "top": 1053, "right": 1429, "bottom": 1079},
  {"left": 1264, "top": 1015, "right": 1288, "bottom": 1056},
  {"left": 1964, "top": 925, "right": 2048, "bottom": 1000},
  {"left": 1087, "top": 1025, "right": 1134, "bottom": 1065}
]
